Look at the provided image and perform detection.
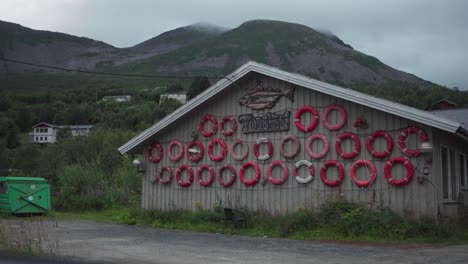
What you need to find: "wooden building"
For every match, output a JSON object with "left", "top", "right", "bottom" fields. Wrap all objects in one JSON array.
[{"left": 119, "top": 62, "right": 468, "bottom": 218}]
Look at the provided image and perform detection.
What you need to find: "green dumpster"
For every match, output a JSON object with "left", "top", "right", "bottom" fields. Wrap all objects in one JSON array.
[{"left": 0, "top": 177, "right": 51, "bottom": 214}]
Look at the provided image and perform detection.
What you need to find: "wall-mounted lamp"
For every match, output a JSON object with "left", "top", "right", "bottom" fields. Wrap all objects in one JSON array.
[
  {"left": 132, "top": 159, "right": 145, "bottom": 174},
  {"left": 418, "top": 141, "right": 433, "bottom": 184}
]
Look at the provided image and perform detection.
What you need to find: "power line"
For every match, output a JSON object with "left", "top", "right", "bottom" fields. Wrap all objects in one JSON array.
[{"left": 0, "top": 57, "right": 232, "bottom": 81}]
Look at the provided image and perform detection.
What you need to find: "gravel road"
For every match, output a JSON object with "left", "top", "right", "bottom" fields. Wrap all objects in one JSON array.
[{"left": 1, "top": 220, "right": 468, "bottom": 263}]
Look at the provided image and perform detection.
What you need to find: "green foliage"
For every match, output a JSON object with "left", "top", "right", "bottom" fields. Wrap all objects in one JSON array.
[{"left": 187, "top": 77, "right": 211, "bottom": 99}]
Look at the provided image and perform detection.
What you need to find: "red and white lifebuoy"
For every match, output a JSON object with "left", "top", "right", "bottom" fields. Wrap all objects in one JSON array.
[
  {"left": 197, "top": 164, "right": 215, "bottom": 187},
  {"left": 218, "top": 164, "right": 236, "bottom": 187},
  {"left": 280, "top": 135, "right": 300, "bottom": 159},
  {"left": 294, "top": 160, "right": 314, "bottom": 184},
  {"left": 168, "top": 140, "right": 184, "bottom": 161},
  {"left": 366, "top": 130, "right": 394, "bottom": 159},
  {"left": 187, "top": 140, "right": 204, "bottom": 162},
  {"left": 266, "top": 160, "right": 289, "bottom": 185},
  {"left": 336, "top": 132, "right": 361, "bottom": 159},
  {"left": 323, "top": 104, "right": 347, "bottom": 131},
  {"left": 158, "top": 167, "right": 173, "bottom": 185},
  {"left": 350, "top": 159, "right": 376, "bottom": 188},
  {"left": 230, "top": 139, "right": 249, "bottom": 161},
  {"left": 208, "top": 138, "right": 227, "bottom": 162},
  {"left": 294, "top": 106, "right": 319, "bottom": 132},
  {"left": 320, "top": 160, "right": 345, "bottom": 187},
  {"left": 240, "top": 161, "right": 261, "bottom": 186},
  {"left": 306, "top": 133, "right": 330, "bottom": 159},
  {"left": 199, "top": 114, "right": 218, "bottom": 137},
  {"left": 254, "top": 138, "right": 273, "bottom": 161},
  {"left": 147, "top": 143, "right": 163, "bottom": 163},
  {"left": 398, "top": 127, "right": 429, "bottom": 157},
  {"left": 220, "top": 116, "right": 237, "bottom": 137},
  {"left": 384, "top": 157, "right": 414, "bottom": 187},
  {"left": 176, "top": 164, "right": 193, "bottom": 187}
]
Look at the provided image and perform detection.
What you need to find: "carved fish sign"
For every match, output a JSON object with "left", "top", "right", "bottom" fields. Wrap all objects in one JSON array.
[{"left": 238, "top": 85, "right": 295, "bottom": 110}]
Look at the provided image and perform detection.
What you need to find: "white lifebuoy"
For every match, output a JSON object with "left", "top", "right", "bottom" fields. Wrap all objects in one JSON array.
[{"left": 294, "top": 160, "right": 315, "bottom": 184}]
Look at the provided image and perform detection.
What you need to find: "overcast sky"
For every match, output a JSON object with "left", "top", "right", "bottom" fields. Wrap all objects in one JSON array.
[{"left": 1, "top": 0, "right": 467, "bottom": 90}]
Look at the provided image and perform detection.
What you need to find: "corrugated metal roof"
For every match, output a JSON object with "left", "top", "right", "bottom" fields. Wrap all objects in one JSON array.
[
  {"left": 118, "top": 61, "right": 462, "bottom": 154},
  {"left": 429, "top": 108, "right": 468, "bottom": 131}
]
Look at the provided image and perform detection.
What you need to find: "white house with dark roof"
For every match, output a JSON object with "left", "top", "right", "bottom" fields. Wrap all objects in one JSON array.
[
  {"left": 30, "top": 122, "right": 94, "bottom": 144},
  {"left": 119, "top": 61, "right": 468, "bottom": 219}
]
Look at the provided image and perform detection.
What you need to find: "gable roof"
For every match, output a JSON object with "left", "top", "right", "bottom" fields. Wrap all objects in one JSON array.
[
  {"left": 118, "top": 61, "right": 462, "bottom": 154},
  {"left": 32, "top": 122, "right": 56, "bottom": 128},
  {"left": 429, "top": 108, "right": 468, "bottom": 131}
]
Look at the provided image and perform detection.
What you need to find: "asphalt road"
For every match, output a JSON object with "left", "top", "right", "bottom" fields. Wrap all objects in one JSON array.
[{"left": 1, "top": 220, "right": 468, "bottom": 263}]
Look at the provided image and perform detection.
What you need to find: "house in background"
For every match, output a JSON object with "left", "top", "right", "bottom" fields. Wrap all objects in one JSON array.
[
  {"left": 102, "top": 95, "right": 131, "bottom": 103},
  {"left": 159, "top": 93, "right": 187, "bottom": 104},
  {"left": 29, "top": 122, "right": 93, "bottom": 144}
]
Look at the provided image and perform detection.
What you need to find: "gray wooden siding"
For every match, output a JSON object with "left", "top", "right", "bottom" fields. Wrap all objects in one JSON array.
[{"left": 140, "top": 72, "right": 457, "bottom": 217}]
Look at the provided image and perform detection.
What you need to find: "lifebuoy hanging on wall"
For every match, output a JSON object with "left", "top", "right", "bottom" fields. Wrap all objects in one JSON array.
[
  {"left": 350, "top": 159, "right": 376, "bottom": 188},
  {"left": 220, "top": 116, "right": 237, "bottom": 137},
  {"left": 280, "top": 135, "right": 300, "bottom": 159},
  {"left": 384, "top": 157, "right": 414, "bottom": 187},
  {"left": 294, "top": 160, "right": 314, "bottom": 184},
  {"left": 197, "top": 164, "right": 215, "bottom": 187},
  {"left": 187, "top": 140, "right": 204, "bottom": 162},
  {"left": 397, "top": 127, "right": 429, "bottom": 157},
  {"left": 168, "top": 140, "right": 184, "bottom": 161},
  {"left": 208, "top": 138, "right": 227, "bottom": 162},
  {"left": 158, "top": 167, "right": 173, "bottom": 185},
  {"left": 323, "top": 104, "right": 347, "bottom": 131},
  {"left": 218, "top": 164, "right": 236, "bottom": 187},
  {"left": 320, "top": 160, "right": 345, "bottom": 187},
  {"left": 176, "top": 164, "right": 193, "bottom": 187},
  {"left": 230, "top": 139, "right": 249, "bottom": 161},
  {"left": 294, "top": 106, "right": 319, "bottom": 132},
  {"left": 254, "top": 138, "right": 273, "bottom": 161},
  {"left": 266, "top": 160, "right": 289, "bottom": 185},
  {"left": 335, "top": 132, "right": 361, "bottom": 159},
  {"left": 240, "top": 161, "right": 261, "bottom": 186},
  {"left": 147, "top": 143, "right": 163, "bottom": 163},
  {"left": 306, "top": 133, "right": 330, "bottom": 159},
  {"left": 366, "top": 130, "right": 394, "bottom": 159},
  {"left": 199, "top": 114, "right": 218, "bottom": 137}
]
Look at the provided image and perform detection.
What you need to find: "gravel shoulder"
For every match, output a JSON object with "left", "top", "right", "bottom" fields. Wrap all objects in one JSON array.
[{"left": 1, "top": 219, "right": 468, "bottom": 264}]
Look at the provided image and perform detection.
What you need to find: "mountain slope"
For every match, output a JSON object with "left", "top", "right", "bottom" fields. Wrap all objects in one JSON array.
[{"left": 112, "top": 20, "right": 432, "bottom": 89}]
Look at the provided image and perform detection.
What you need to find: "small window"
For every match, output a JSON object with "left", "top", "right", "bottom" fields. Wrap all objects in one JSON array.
[
  {"left": 35, "top": 128, "right": 39, "bottom": 133},
  {"left": 35, "top": 137, "right": 38, "bottom": 141},
  {"left": 45, "top": 136, "right": 48, "bottom": 141},
  {"left": 40, "top": 137, "right": 43, "bottom": 141},
  {"left": 460, "top": 153, "right": 468, "bottom": 189},
  {"left": 442, "top": 146, "right": 456, "bottom": 200},
  {"left": 44, "top": 128, "right": 48, "bottom": 133},
  {"left": 0, "top": 182, "right": 7, "bottom": 194}
]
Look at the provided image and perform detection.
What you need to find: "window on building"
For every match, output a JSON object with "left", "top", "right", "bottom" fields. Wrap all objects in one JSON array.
[
  {"left": 442, "top": 146, "right": 456, "bottom": 200},
  {"left": 35, "top": 128, "right": 39, "bottom": 133},
  {"left": 35, "top": 137, "right": 38, "bottom": 141},
  {"left": 460, "top": 153, "right": 468, "bottom": 189},
  {"left": 40, "top": 137, "right": 43, "bottom": 141},
  {"left": 44, "top": 128, "right": 48, "bottom": 133},
  {"left": 45, "top": 136, "right": 48, "bottom": 141}
]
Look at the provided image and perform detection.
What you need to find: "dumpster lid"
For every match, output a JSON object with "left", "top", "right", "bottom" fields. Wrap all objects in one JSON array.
[{"left": 0, "top": 177, "right": 48, "bottom": 183}]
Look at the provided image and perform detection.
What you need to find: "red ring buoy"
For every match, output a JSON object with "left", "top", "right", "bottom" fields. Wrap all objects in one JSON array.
[
  {"left": 320, "top": 160, "right": 345, "bottom": 187},
  {"left": 230, "top": 139, "right": 249, "bottom": 161},
  {"left": 187, "top": 140, "right": 204, "bottom": 162},
  {"left": 398, "top": 127, "right": 429, "bottom": 157},
  {"left": 176, "top": 164, "right": 193, "bottom": 187},
  {"left": 147, "top": 143, "right": 163, "bottom": 163},
  {"left": 384, "top": 157, "right": 414, "bottom": 187},
  {"left": 199, "top": 114, "right": 218, "bottom": 137},
  {"left": 280, "top": 135, "right": 300, "bottom": 159},
  {"left": 294, "top": 160, "right": 315, "bottom": 183},
  {"left": 197, "top": 164, "right": 215, "bottom": 187},
  {"left": 168, "top": 140, "right": 184, "bottom": 161},
  {"left": 350, "top": 159, "right": 376, "bottom": 188},
  {"left": 240, "top": 161, "right": 261, "bottom": 186},
  {"left": 254, "top": 138, "right": 273, "bottom": 161},
  {"left": 266, "top": 160, "right": 289, "bottom": 185},
  {"left": 306, "top": 133, "right": 330, "bottom": 159},
  {"left": 208, "top": 138, "right": 227, "bottom": 162},
  {"left": 294, "top": 106, "right": 319, "bottom": 132},
  {"left": 335, "top": 132, "right": 361, "bottom": 159},
  {"left": 158, "top": 167, "right": 173, "bottom": 184},
  {"left": 366, "top": 130, "right": 394, "bottom": 159},
  {"left": 218, "top": 164, "right": 236, "bottom": 187},
  {"left": 323, "top": 104, "right": 347, "bottom": 131},
  {"left": 220, "top": 116, "right": 237, "bottom": 137}
]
